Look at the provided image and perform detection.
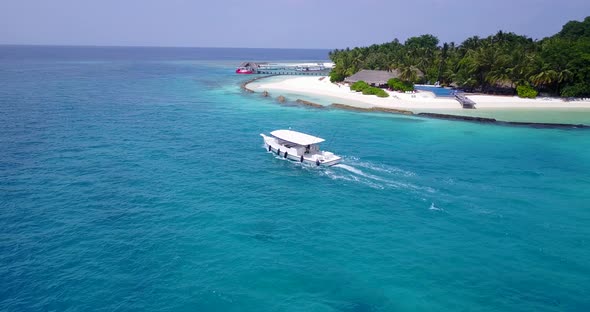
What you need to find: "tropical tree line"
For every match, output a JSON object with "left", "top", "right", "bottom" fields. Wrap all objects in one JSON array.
[{"left": 328, "top": 16, "right": 590, "bottom": 97}]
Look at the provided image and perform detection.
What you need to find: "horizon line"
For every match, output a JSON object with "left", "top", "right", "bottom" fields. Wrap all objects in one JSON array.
[{"left": 0, "top": 43, "right": 335, "bottom": 50}]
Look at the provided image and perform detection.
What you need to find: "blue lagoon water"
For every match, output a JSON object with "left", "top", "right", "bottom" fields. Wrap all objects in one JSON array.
[{"left": 1, "top": 46, "right": 590, "bottom": 311}]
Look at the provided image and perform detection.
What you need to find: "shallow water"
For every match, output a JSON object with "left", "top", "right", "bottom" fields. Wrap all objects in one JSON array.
[
  {"left": 420, "top": 107, "right": 590, "bottom": 124},
  {"left": 1, "top": 46, "right": 590, "bottom": 311}
]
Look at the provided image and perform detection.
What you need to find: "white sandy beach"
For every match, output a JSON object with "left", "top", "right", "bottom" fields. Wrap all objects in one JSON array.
[{"left": 247, "top": 76, "right": 590, "bottom": 111}]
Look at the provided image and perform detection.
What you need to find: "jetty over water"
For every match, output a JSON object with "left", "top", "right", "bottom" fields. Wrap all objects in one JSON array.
[{"left": 239, "top": 61, "right": 332, "bottom": 76}]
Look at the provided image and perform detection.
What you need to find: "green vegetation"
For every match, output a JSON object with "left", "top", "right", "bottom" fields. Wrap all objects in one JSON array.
[
  {"left": 387, "top": 78, "right": 414, "bottom": 92},
  {"left": 349, "top": 80, "right": 389, "bottom": 97},
  {"left": 516, "top": 85, "right": 538, "bottom": 98},
  {"left": 362, "top": 87, "right": 389, "bottom": 97},
  {"left": 350, "top": 80, "right": 370, "bottom": 92},
  {"left": 329, "top": 16, "right": 590, "bottom": 98},
  {"left": 561, "top": 83, "right": 590, "bottom": 98},
  {"left": 329, "top": 71, "right": 345, "bottom": 83}
]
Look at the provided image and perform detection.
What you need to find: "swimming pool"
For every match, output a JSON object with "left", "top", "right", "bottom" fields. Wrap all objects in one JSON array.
[{"left": 415, "top": 85, "right": 455, "bottom": 97}]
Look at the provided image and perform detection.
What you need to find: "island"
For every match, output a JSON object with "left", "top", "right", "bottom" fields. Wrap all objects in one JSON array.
[{"left": 244, "top": 16, "right": 590, "bottom": 126}]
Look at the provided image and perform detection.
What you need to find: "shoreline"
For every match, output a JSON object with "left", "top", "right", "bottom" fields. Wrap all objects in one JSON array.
[
  {"left": 240, "top": 74, "right": 277, "bottom": 93},
  {"left": 243, "top": 75, "right": 590, "bottom": 128}
]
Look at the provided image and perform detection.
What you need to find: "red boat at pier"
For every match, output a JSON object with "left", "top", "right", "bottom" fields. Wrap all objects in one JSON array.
[{"left": 235, "top": 67, "right": 254, "bottom": 74}]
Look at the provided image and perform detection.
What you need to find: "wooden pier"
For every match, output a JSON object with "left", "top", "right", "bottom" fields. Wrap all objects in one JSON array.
[
  {"left": 455, "top": 94, "right": 477, "bottom": 109},
  {"left": 256, "top": 70, "right": 330, "bottom": 76},
  {"left": 238, "top": 61, "right": 331, "bottom": 76}
]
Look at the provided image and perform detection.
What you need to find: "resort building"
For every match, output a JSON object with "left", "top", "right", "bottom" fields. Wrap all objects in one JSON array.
[
  {"left": 344, "top": 69, "right": 425, "bottom": 86},
  {"left": 344, "top": 70, "right": 400, "bottom": 86}
]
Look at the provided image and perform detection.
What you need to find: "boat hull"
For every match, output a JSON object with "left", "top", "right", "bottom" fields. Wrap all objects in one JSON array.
[
  {"left": 235, "top": 69, "right": 253, "bottom": 74},
  {"left": 260, "top": 134, "right": 341, "bottom": 167}
]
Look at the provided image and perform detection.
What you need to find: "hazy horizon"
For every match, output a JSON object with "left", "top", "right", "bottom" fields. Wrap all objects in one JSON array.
[
  {"left": 1, "top": 0, "right": 589, "bottom": 49},
  {"left": 0, "top": 43, "right": 332, "bottom": 50}
]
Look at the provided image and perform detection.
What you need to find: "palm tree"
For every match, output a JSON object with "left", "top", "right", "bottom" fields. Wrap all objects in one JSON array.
[
  {"left": 399, "top": 66, "right": 418, "bottom": 82},
  {"left": 487, "top": 68, "right": 511, "bottom": 87},
  {"left": 531, "top": 70, "right": 557, "bottom": 89},
  {"left": 460, "top": 36, "right": 481, "bottom": 55},
  {"left": 457, "top": 50, "right": 478, "bottom": 87},
  {"left": 388, "top": 62, "right": 400, "bottom": 73},
  {"left": 557, "top": 69, "right": 574, "bottom": 84},
  {"left": 556, "top": 69, "right": 574, "bottom": 94}
]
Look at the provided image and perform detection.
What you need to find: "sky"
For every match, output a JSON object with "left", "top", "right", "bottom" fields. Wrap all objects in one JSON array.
[{"left": 1, "top": 0, "right": 589, "bottom": 49}]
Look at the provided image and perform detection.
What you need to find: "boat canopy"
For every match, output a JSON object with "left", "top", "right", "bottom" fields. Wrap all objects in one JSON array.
[{"left": 270, "top": 130, "right": 325, "bottom": 146}]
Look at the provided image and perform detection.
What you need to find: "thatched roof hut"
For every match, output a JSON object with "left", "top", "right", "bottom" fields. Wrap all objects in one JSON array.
[
  {"left": 239, "top": 62, "right": 261, "bottom": 71},
  {"left": 344, "top": 70, "right": 400, "bottom": 86}
]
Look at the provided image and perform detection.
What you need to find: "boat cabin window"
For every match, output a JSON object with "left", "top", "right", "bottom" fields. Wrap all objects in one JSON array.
[
  {"left": 277, "top": 139, "right": 295, "bottom": 148},
  {"left": 304, "top": 144, "right": 320, "bottom": 153}
]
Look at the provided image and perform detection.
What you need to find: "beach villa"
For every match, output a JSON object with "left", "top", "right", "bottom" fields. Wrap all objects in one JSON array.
[{"left": 344, "top": 70, "right": 399, "bottom": 87}]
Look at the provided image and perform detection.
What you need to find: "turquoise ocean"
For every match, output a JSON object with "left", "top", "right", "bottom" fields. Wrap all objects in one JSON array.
[{"left": 1, "top": 46, "right": 590, "bottom": 311}]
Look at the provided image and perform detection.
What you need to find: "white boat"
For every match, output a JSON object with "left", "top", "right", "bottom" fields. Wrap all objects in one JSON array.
[{"left": 260, "top": 130, "right": 341, "bottom": 166}]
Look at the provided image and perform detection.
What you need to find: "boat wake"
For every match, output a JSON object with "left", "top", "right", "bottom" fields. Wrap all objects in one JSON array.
[
  {"left": 265, "top": 150, "right": 435, "bottom": 194},
  {"left": 331, "top": 164, "right": 403, "bottom": 188},
  {"left": 349, "top": 158, "right": 416, "bottom": 177},
  {"left": 266, "top": 151, "right": 446, "bottom": 211},
  {"left": 320, "top": 158, "right": 436, "bottom": 194}
]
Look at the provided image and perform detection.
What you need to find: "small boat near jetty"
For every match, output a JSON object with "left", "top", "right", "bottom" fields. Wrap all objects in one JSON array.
[
  {"left": 260, "top": 130, "right": 341, "bottom": 166},
  {"left": 235, "top": 67, "right": 253, "bottom": 74}
]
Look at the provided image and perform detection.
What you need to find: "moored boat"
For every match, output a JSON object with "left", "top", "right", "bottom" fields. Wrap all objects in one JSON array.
[
  {"left": 235, "top": 67, "right": 253, "bottom": 74},
  {"left": 260, "top": 130, "right": 341, "bottom": 166}
]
